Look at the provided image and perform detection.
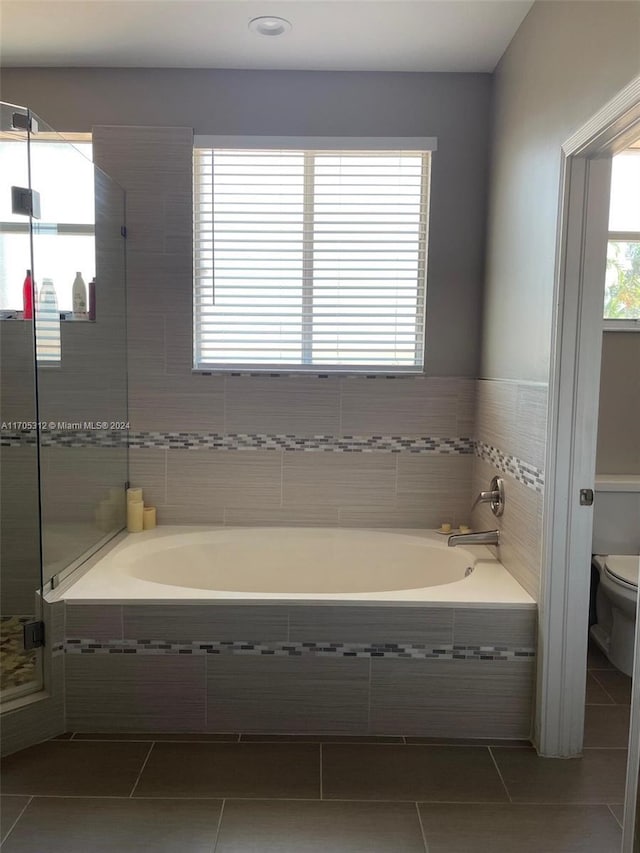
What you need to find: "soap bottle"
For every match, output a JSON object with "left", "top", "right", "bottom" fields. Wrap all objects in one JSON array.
[
  {"left": 88, "top": 276, "right": 96, "bottom": 321},
  {"left": 36, "top": 278, "right": 61, "bottom": 359},
  {"left": 72, "top": 271, "right": 87, "bottom": 319},
  {"left": 22, "top": 269, "right": 34, "bottom": 319}
]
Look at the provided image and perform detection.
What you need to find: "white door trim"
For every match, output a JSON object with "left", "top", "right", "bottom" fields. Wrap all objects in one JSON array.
[{"left": 537, "top": 73, "right": 640, "bottom": 759}]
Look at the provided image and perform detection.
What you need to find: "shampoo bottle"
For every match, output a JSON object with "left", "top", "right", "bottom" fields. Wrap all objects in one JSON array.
[
  {"left": 72, "top": 271, "right": 87, "bottom": 319},
  {"left": 22, "top": 269, "right": 34, "bottom": 319},
  {"left": 36, "top": 278, "right": 61, "bottom": 360}
]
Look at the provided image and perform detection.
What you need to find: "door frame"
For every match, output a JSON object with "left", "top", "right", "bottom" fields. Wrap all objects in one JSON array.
[{"left": 537, "top": 73, "right": 640, "bottom": 762}]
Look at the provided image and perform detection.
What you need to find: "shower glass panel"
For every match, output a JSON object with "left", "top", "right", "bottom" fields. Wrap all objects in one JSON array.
[
  {"left": 0, "top": 103, "right": 43, "bottom": 702},
  {"left": 28, "top": 113, "right": 128, "bottom": 586}
]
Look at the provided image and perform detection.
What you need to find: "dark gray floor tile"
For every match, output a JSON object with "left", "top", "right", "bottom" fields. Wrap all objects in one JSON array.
[
  {"left": 585, "top": 673, "right": 615, "bottom": 705},
  {"left": 418, "top": 803, "right": 621, "bottom": 852},
  {"left": 51, "top": 733, "right": 74, "bottom": 740},
  {"left": 134, "top": 742, "right": 320, "bottom": 799},
  {"left": 587, "top": 644, "right": 613, "bottom": 670},
  {"left": 608, "top": 803, "right": 625, "bottom": 827},
  {"left": 0, "top": 741, "right": 150, "bottom": 797},
  {"left": 239, "top": 734, "right": 404, "bottom": 744},
  {"left": 591, "top": 670, "right": 632, "bottom": 705},
  {"left": 73, "top": 732, "right": 239, "bottom": 742},
  {"left": 214, "top": 800, "right": 426, "bottom": 852},
  {"left": 492, "top": 747, "right": 628, "bottom": 803},
  {"left": 1, "top": 797, "right": 30, "bottom": 843},
  {"left": 583, "top": 704, "right": 630, "bottom": 748},
  {"left": 0, "top": 797, "right": 222, "bottom": 853},
  {"left": 322, "top": 744, "right": 507, "bottom": 802}
]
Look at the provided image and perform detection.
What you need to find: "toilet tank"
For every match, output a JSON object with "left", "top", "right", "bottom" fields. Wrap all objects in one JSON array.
[{"left": 593, "top": 475, "right": 640, "bottom": 555}]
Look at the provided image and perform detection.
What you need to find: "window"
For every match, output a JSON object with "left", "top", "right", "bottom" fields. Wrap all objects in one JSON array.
[
  {"left": 604, "top": 146, "right": 640, "bottom": 326},
  {"left": 193, "top": 140, "right": 433, "bottom": 371}
]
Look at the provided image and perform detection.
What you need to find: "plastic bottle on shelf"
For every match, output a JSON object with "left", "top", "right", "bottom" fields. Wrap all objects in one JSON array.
[
  {"left": 36, "top": 278, "right": 61, "bottom": 360},
  {"left": 22, "top": 269, "right": 34, "bottom": 319},
  {"left": 88, "top": 276, "right": 96, "bottom": 321},
  {"left": 72, "top": 271, "right": 87, "bottom": 319}
]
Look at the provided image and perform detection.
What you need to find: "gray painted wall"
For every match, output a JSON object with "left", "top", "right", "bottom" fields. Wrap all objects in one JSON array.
[
  {"left": 481, "top": 0, "right": 640, "bottom": 383},
  {"left": 597, "top": 332, "right": 640, "bottom": 475},
  {"left": 1, "top": 68, "right": 491, "bottom": 377}
]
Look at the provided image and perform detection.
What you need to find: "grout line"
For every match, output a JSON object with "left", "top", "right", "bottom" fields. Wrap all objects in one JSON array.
[
  {"left": 128, "top": 742, "right": 155, "bottom": 798},
  {"left": 237, "top": 733, "right": 242, "bottom": 742},
  {"left": 319, "top": 743, "right": 323, "bottom": 800},
  {"left": 590, "top": 671, "right": 620, "bottom": 705},
  {"left": 279, "top": 450, "right": 284, "bottom": 508},
  {"left": 1, "top": 795, "right": 33, "bottom": 845},
  {"left": 607, "top": 803, "right": 624, "bottom": 830},
  {"left": 415, "top": 801, "right": 429, "bottom": 853},
  {"left": 488, "top": 746, "right": 512, "bottom": 803},
  {"left": 211, "top": 798, "right": 226, "bottom": 853}
]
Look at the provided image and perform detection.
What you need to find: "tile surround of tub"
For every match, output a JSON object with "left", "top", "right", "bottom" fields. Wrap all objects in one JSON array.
[
  {"left": 472, "top": 456, "right": 543, "bottom": 600},
  {"left": 62, "top": 602, "right": 535, "bottom": 738},
  {"left": 205, "top": 653, "right": 370, "bottom": 733},
  {"left": 66, "top": 653, "right": 206, "bottom": 732},
  {"left": 369, "top": 657, "right": 535, "bottom": 738},
  {"left": 475, "top": 379, "right": 548, "bottom": 471}
]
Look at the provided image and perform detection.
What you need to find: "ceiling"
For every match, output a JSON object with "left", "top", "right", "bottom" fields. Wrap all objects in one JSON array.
[{"left": 0, "top": 0, "right": 533, "bottom": 72}]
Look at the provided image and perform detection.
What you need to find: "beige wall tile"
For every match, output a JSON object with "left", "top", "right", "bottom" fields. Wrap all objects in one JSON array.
[
  {"left": 370, "top": 657, "right": 534, "bottom": 738},
  {"left": 340, "top": 376, "right": 461, "bottom": 437},
  {"left": 471, "top": 457, "right": 541, "bottom": 600},
  {"left": 282, "top": 452, "right": 396, "bottom": 508},
  {"left": 225, "top": 375, "right": 341, "bottom": 436},
  {"left": 397, "top": 455, "right": 473, "bottom": 526},
  {"left": 167, "top": 449, "right": 282, "bottom": 509}
]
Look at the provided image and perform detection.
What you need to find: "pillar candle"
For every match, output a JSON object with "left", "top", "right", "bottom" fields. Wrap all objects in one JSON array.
[
  {"left": 127, "top": 500, "right": 144, "bottom": 533},
  {"left": 143, "top": 506, "right": 157, "bottom": 530}
]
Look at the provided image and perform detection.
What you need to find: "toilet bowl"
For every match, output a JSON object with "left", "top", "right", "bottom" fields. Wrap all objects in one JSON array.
[
  {"left": 590, "top": 475, "right": 640, "bottom": 676},
  {"left": 591, "top": 555, "right": 640, "bottom": 676}
]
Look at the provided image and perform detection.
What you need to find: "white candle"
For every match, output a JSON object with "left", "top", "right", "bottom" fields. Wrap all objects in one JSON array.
[
  {"left": 127, "top": 487, "right": 143, "bottom": 504},
  {"left": 143, "top": 506, "right": 157, "bottom": 530},
  {"left": 127, "top": 500, "right": 144, "bottom": 533}
]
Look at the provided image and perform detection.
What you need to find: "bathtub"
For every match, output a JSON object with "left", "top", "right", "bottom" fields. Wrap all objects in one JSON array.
[
  {"left": 53, "top": 527, "right": 536, "bottom": 739},
  {"left": 57, "top": 525, "right": 534, "bottom": 606}
]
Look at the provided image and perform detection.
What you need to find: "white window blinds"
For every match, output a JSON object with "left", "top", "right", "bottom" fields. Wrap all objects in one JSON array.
[{"left": 193, "top": 145, "right": 431, "bottom": 372}]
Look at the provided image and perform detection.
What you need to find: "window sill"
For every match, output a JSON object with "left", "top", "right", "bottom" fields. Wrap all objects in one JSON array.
[
  {"left": 603, "top": 319, "right": 640, "bottom": 332},
  {"left": 192, "top": 367, "right": 427, "bottom": 378}
]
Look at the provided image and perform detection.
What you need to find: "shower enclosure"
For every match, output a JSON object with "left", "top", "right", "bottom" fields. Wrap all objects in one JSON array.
[{"left": 0, "top": 102, "right": 128, "bottom": 706}]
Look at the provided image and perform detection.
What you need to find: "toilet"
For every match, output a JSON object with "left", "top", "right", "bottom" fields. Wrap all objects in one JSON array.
[{"left": 590, "top": 475, "right": 640, "bottom": 676}]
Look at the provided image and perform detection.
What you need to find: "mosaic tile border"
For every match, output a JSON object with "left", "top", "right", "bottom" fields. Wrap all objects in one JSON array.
[
  {"left": 128, "top": 433, "right": 475, "bottom": 454},
  {"left": 475, "top": 441, "right": 545, "bottom": 494},
  {"left": 2, "top": 429, "right": 474, "bottom": 455},
  {"left": 65, "top": 638, "right": 536, "bottom": 662}
]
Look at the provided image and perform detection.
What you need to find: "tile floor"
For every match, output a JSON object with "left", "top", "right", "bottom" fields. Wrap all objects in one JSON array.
[{"left": 0, "top": 643, "right": 631, "bottom": 852}]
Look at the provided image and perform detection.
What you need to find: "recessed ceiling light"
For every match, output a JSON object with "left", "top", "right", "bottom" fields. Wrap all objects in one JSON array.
[{"left": 248, "top": 16, "right": 292, "bottom": 37}]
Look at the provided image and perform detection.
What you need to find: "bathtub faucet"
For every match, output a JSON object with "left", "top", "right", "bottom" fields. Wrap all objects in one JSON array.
[
  {"left": 447, "top": 530, "right": 500, "bottom": 547},
  {"left": 471, "top": 476, "right": 505, "bottom": 517}
]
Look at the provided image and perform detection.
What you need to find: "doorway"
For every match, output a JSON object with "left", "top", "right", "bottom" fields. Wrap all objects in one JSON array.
[{"left": 537, "top": 74, "right": 640, "bottom": 850}]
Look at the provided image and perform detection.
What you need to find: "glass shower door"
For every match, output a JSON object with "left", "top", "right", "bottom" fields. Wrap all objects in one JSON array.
[{"left": 0, "top": 102, "right": 44, "bottom": 703}]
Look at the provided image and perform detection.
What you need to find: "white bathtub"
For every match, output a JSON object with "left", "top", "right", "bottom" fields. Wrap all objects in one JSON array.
[{"left": 57, "top": 526, "right": 535, "bottom": 607}]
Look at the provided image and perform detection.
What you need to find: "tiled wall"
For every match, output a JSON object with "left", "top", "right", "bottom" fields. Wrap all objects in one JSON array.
[
  {"left": 0, "top": 323, "right": 40, "bottom": 616},
  {"left": 92, "top": 125, "right": 478, "bottom": 530},
  {"left": 64, "top": 602, "right": 536, "bottom": 738},
  {"left": 472, "top": 379, "right": 548, "bottom": 600}
]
